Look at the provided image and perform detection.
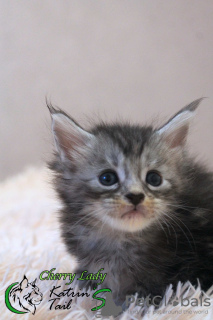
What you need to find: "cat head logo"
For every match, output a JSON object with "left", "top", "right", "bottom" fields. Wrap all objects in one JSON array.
[{"left": 5, "top": 275, "right": 43, "bottom": 315}]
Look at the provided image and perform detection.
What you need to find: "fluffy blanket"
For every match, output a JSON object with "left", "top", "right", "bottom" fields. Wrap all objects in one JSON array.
[{"left": 1, "top": 167, "right": 213, "bottom": 320}]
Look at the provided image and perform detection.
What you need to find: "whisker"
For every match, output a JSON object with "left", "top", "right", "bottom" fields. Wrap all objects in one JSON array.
[
  {"left": 157, "top": 218, "right": 169, "bottom": 244},
  {"left": 164, "top": 212, "right": 196, "bottom": 251},
  {"left": 158, "top": 211, "right": 178, "bottom": 254}
]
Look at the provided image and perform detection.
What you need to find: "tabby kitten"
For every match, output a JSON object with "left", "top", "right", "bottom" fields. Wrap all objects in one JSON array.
[{"left": 48, "top": 98, "right": 213, "bottom": 304}]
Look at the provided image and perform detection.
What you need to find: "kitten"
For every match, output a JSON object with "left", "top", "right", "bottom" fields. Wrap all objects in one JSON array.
[{"left": 48, "top": 98, "right": 213, "bottom": 305}]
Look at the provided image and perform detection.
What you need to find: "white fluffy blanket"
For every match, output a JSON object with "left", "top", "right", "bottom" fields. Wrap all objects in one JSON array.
[{"left": 1, "top": 167, "right": 213, "bottom": 320}]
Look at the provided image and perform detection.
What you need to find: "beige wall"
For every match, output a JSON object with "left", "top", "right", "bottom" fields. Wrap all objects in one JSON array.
[{"left": 1, "top": 0, "right": 213, "bottom": 181}]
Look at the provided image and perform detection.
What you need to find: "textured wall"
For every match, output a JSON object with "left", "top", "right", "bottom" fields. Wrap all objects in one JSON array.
[{"left": 1, "top": 0, "right": 213, "bottom": 181}]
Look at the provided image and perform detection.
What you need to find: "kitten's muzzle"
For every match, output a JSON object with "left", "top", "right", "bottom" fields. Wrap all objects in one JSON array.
[{"left": 125, "top": 193, "right": 145, "bottom": 206}]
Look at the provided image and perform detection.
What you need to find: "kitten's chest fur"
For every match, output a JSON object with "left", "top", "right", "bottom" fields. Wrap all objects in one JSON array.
[
  {"left": 65, "top": 220, "right": 200, "bottom": 301},
  {"left": 74, "top": 227, "right": 142, "bottom": 300},
  {"left": 62, "top": 213, "right": 213, "bottom": 303}
]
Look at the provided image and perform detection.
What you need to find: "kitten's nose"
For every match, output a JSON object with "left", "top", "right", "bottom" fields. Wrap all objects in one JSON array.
[{"left": 125, "top": 193, "right": 145, "bottom": 206}]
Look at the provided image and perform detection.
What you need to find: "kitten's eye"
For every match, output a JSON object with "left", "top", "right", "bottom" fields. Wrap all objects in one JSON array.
[
  {"left": 146, "top": 171, "right": 162, "bottom": 187},
  {"left": 99, "top": 171, "right": 119, "bottom": 186}
]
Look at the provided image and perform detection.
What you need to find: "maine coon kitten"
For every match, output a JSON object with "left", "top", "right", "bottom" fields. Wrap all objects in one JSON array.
[{"left": 48, "top": 98, "right": 213, "bottom": 305}]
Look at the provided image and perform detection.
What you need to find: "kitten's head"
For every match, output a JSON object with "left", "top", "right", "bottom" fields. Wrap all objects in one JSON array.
[{"left": 48, "top": 99, "right": 203, "bottom": 233}]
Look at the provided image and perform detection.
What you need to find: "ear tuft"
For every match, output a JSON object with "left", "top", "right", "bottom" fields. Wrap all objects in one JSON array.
[
  {"left": 46, "top": 98, "right": 61, "bottom": 115},
  {"left": 156, "top": 98, "right": 205, "bottom": 148}
]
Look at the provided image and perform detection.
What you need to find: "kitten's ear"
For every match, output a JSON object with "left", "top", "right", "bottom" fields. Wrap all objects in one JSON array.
[
  {"left": 155, "top": 98, "right": 204, "bottom": 148},
  {"left": 47, "top": 103, "right": 94, "bottom": 161}
]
